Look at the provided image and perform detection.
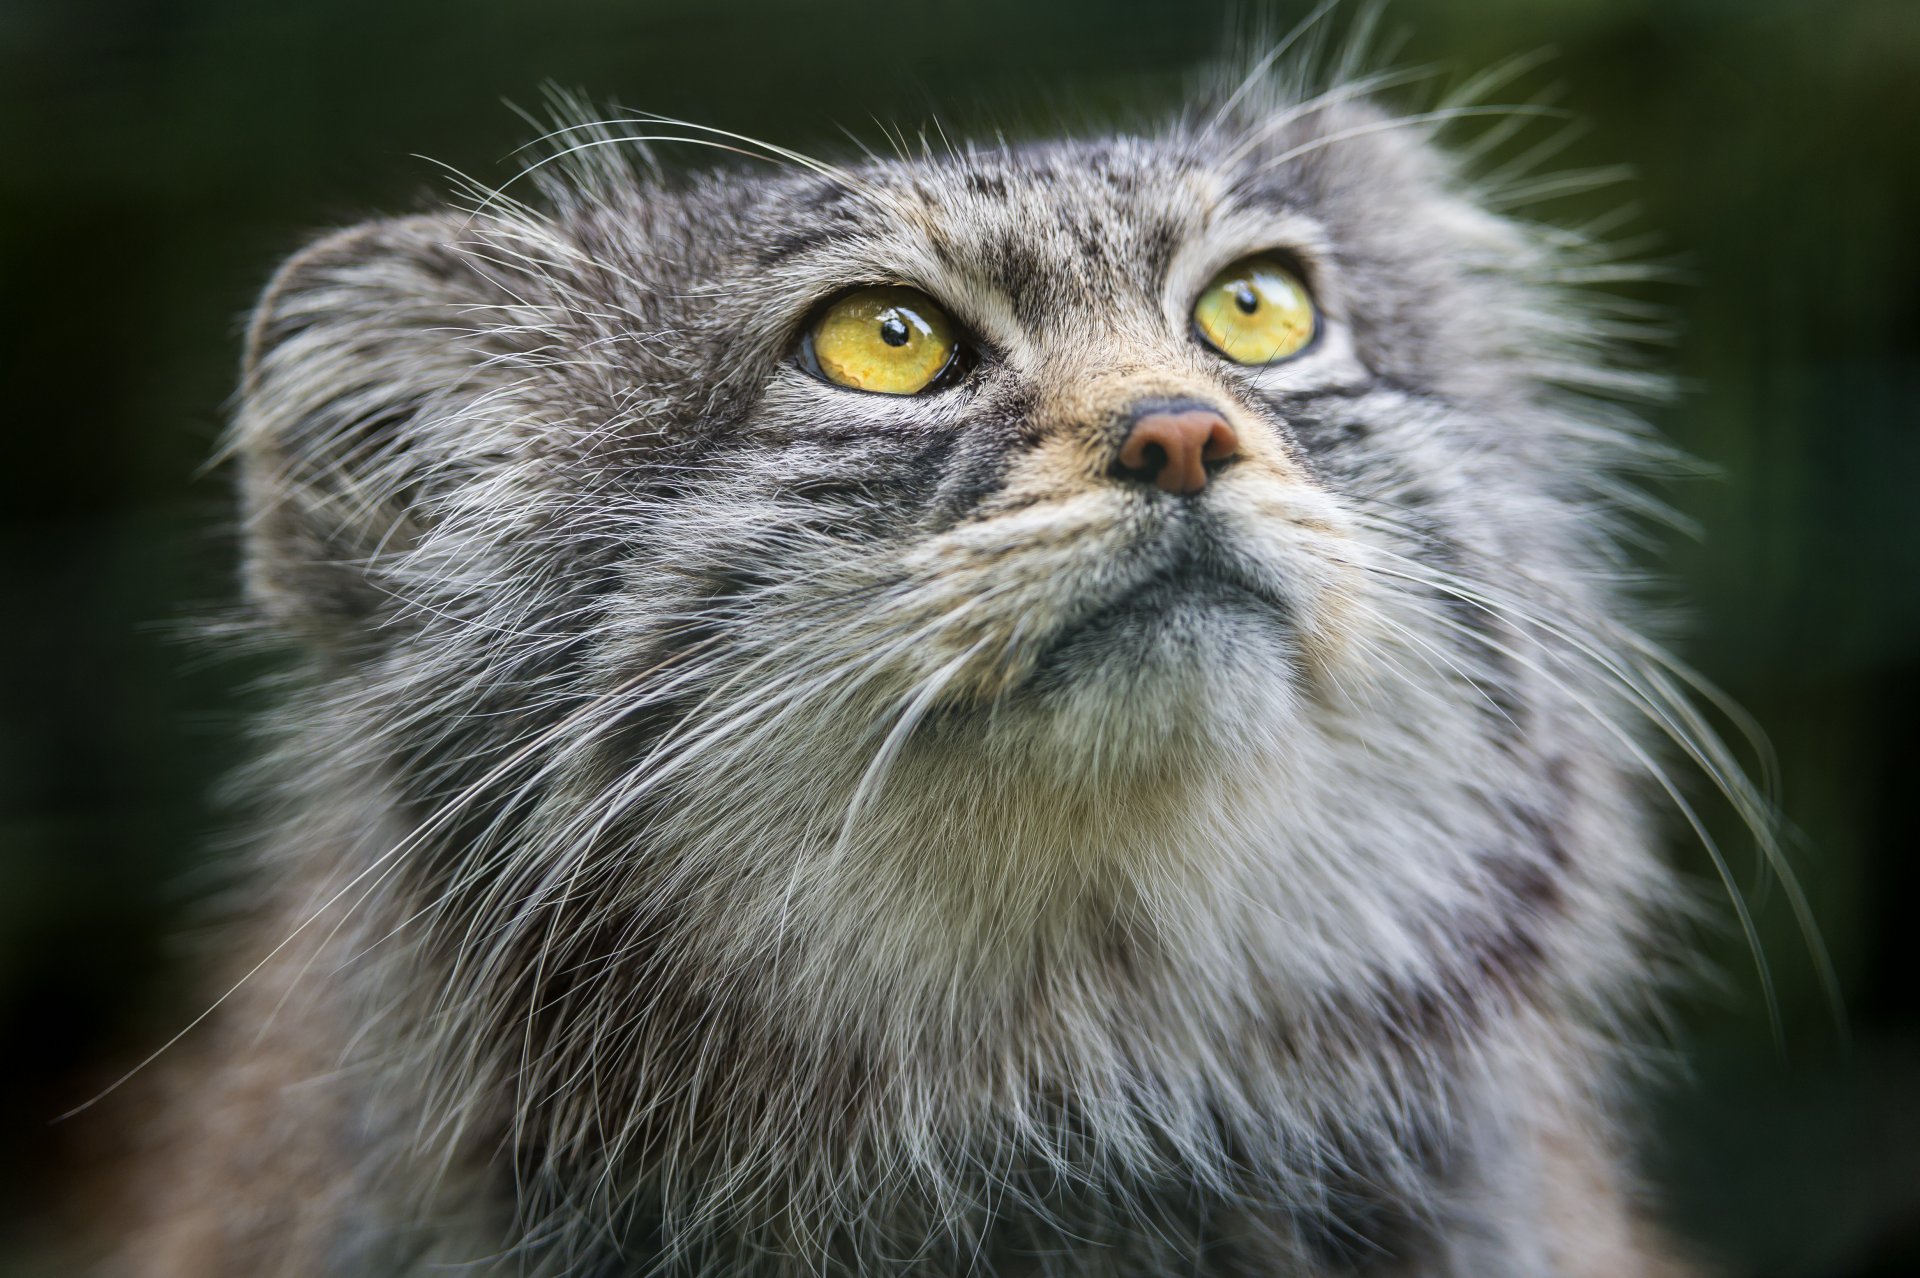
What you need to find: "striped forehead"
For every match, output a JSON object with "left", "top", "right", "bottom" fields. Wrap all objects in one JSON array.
[
  {"left": 768, "top": 144, "right": 1211, "bottom": 330},
  {"left": 932, "top": 154, "right": 1203, "bottom": 323}
]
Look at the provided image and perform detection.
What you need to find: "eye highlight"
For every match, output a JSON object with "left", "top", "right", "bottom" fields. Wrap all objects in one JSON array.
[
  {"left": 803, "top": 287, "right": 960, "bottom": 395},
  {"left": 1192, "top": 255, "right": 1317, "bottom": 366}
]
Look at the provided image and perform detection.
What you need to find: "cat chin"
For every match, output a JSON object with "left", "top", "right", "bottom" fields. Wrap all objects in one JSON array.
[
  {"left": 876, "top": 557, "right": 1396, "bottom": 790},
  {"left": 1000, "top": 565, "right": 1385, "bottom": 742},
  {"left": 949, "top": 609, "right": 1312, "bottom": 788}
]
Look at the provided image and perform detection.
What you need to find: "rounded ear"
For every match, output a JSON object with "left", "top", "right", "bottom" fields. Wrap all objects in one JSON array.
[{"left": 232, "top": 214, "right": 510, "bottom": 645}]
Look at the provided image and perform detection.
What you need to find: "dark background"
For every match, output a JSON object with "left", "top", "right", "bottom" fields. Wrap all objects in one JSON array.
[{"left": 2, "top": 0, "right": 1917, "bottom": 1272}]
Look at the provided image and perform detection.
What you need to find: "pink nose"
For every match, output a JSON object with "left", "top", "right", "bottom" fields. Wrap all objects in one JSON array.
[{"left": 1115, "top": 405, "right": 1240, "bottom": 495}]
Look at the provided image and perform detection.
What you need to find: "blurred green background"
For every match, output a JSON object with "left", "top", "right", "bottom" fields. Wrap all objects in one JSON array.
[{"left": 2, "top": 0, "right": 1917, "bottom": 1272}]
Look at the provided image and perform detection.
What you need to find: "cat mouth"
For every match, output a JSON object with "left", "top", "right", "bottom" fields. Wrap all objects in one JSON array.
[{"left": 1026, "top": 533, "right": 1295, "bottom": 685}]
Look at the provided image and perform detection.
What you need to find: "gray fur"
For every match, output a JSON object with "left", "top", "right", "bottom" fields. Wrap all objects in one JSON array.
[{"left": 132, "top": 46, "right": 1716, "bottom": 1278}]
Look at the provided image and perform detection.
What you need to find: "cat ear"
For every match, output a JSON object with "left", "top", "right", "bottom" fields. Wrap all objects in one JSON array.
[{"left": 232, "top": 214, "right": 521, "bottom": 643}]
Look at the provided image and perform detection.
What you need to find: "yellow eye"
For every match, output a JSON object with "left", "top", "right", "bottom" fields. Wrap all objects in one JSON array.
[
  {"left": 805, "top": 287, "right": 959, "bottom": 395},
  {"left": 1192, "top": 255, "right": 1317, "bottom": 365}
]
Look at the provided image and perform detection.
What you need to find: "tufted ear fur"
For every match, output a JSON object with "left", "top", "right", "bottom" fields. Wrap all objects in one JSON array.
[{"left": 232, "top": 214, "right": 524, "bottom": 644}]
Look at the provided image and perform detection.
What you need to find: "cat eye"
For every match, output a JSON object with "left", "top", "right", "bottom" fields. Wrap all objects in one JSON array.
[
  {"left": 1192, "top": 254, "right": 1318, "bottom": 366},
  {"left": 801, "top": 286, "right": 961, "bottom": 396}
]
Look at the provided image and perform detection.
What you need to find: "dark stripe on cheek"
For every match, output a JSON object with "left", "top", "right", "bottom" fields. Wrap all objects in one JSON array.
[
  {"left": 928, "top": 388, "right": 1037, "bottom": 527},
  {"left": 747, "top": 430, "right": 974, "bottom": 540}
]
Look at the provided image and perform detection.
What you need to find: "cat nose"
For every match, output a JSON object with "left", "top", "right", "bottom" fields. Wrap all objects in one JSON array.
[{"left": 1112, "top": 400, "right": 1240, "bottom": 496}]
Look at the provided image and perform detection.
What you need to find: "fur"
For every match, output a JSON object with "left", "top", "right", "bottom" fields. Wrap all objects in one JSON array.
[{"left": 111, "top": 39, "right": 1719, "bottom": 1278}]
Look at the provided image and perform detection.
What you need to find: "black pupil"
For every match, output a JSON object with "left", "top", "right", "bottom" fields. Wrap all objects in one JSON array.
[
  {"left": 879, "top": 314, "right": 911, "bottom": 347},
  {"left": 1233, "top": 283, "right": 1259, "bottom": 315}
]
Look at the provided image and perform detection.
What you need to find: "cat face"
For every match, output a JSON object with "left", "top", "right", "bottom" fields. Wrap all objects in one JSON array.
[
  {"left": 700, "top": 143, "right": 1367, "bottom": 711},
  {"left": 574, "top": 119, "right": 1608, "bottom": 781}
]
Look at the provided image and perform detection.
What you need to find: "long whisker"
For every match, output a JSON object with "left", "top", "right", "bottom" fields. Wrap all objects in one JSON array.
[{"left": 1350, "top": 528, "right": 1841, "bottom": 1036}]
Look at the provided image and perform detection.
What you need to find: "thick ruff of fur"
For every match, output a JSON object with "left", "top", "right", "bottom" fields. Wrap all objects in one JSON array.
[{"left": 113, "top": 55, "right": 1709, "bottom": 1278}]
